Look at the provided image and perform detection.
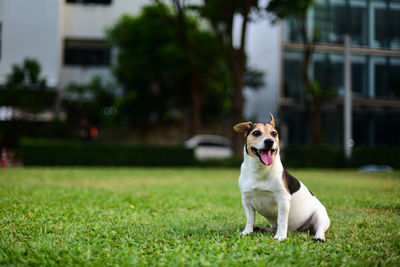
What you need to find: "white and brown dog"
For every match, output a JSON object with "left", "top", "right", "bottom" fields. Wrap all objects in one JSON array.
[{"left": 233, "top": 114, "right": 330, "bottom": 242}]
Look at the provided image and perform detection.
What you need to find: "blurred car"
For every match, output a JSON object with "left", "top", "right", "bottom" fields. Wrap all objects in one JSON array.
[{"left": 183, "top": 135, "right": 233, "bottom": 160}]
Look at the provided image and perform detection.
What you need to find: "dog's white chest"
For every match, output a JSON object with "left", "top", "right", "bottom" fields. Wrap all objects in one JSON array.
[{"left": 243, "top": 189, "right": 277, "bottom": 220}]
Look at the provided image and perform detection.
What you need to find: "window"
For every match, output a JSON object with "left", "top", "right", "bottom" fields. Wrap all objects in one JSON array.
[
  {"left": 64, "top": 39, "right": 110, "bottom": 67},
  {"left": 314, "top": 55, "right": 343, "bottom": 95},
  {"left": 283, "top": 52, "right": 303, "bottom": 100},
  {"left": 374, "top": 6, "right": 400, "bottom": 48},
  {"left": 66, "top": 0, "right": 112, "bottom": 5},
  {"left": 374, "top": 59, "right": 400, "bottom": 99},
  {"left": 352, "top": 62, "right": 368, "bottom": 97},
  {"left": 313, "top": 2, "right": 367, "bottom": 46},
  {"left": 283, "top": 49, "right": 400, "bottom": 100},
  {"left": 283, "top": 17, "right": 303, "bottom": 43}
]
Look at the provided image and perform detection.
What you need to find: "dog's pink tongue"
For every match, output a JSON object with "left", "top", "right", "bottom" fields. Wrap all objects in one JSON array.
[{"left": 260, "top": 150, "right": 273, "bottom": 166}]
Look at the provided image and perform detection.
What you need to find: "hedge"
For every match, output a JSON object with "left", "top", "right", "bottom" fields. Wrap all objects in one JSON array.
[
  {"left": 283, "top": 145, "right": 400, "bottom": 168},
  {"left": 21, "top": 139, "right": 195, "bottom": 166},
  {"left": 0, "top": 88, "right": 57, "bottom": 108},
  {"left": 196, "top": 146, "right": 400, "bottom": 168},
  {"left": 20, "top": 139, "right": 399, "bottom": 168}
]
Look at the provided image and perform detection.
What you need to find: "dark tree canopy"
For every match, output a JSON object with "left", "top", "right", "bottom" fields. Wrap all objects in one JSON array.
[
  {"left": 6, "top": 58, "right": 47, "bottom": 90},
  {"left": 106, "top": 3, "right": 228, "bottom": 125},
  {"left": 266, "top": 0, "right": 314, "bottom": 19}
]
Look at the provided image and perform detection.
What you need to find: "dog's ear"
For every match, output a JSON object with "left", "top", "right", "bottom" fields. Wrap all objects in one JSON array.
[
  {"left": 268, "top": 113, "right": 275, "bottom": 128},
  {"left": 233, "top": 122, "right": 253, "bottom": 135}
]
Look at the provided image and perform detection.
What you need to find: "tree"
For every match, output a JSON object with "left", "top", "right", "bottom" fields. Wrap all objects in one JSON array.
[
  {"left": 63, "top": 76, "right": 116, "bottom": 127},
  {"left": 266, "top": 0, "right": 324, "bottom": 144},
  {"left": 6, "top": 58, "right": 47, "bottom": 90},
  {"left": 107, "top": 3, "right": 225, "bottom": 133},
  {"left": 0, "top": 58, "right": 56, "bottom": 115},
  {"left": 194, "top": 0, "right": 262, "bottom": 157}
]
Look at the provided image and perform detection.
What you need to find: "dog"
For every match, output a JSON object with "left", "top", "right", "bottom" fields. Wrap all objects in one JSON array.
[{"left": 233, "top": 114, "right": 330, "bottom": 242}]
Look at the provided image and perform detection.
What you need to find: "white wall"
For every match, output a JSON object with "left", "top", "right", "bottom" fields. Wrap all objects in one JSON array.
[
  {"left": 244, "top": 20, "right": 282, "bottom": 123},
  {"left": 63, "top": 0, "right": 151, "bottom": 39},
  {"left": 60, "top": 0, "right": 151, "bottom": 87},
  {"left": 0, "top": 0, "right": 63, "bottom": 87}
]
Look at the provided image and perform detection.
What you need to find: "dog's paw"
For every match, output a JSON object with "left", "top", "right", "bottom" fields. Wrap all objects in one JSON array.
[
  {"left": 313, "top": 235, "right": 325, "bottom": 242},
  {"left": 273, "top": 233, "right": 287, "bottom": 241},
  {"left": 240, "top": 229, "right": 253, "bottom": 236}
]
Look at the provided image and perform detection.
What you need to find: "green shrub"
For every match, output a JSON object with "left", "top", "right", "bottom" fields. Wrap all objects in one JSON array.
[
  {"left": 0, "top": 88, "right": 56, "bottom": 109},
  {"left": 283, "top": 145, "right": 400, "bottom": 168},
  {"left": 20, "top": 140, "right": 399, "bottom": 168},
  {"left": 351, "top": 146, "right": 400, "bottom": 168},
  {"left": 282, "top": 146, "right": 346, "bottom": 168},
  {"left": 21, "top": 139, "right": 195, "bottom": 166}
]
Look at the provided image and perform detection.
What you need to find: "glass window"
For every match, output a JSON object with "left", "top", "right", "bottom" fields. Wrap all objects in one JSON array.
[
  {"left": 286, "top": 17, "right": 303, "bottom": 42},
  {"left": 374, "top": 58, "right": 400, "bottom": 99},
  {"left": 313, "top": 4, "right": 332, "bottom": 43},
  {"left": 313, "top": 2, "right": 367, "bottom": 46},
  {"left": 374, "top": 6, "right": 400, "bottom": 48},
  {"left": 66, "top": 0, "right": 112, "bottom": 4},
  {"left": 285, "top": 52, "right": 370, "bottom": 98},
  {"left": 64, "top": 39, "right": 110, "bottom": 66},
  {"left": 283, "top": 57, "right": 303, "bottom": 100},
  {"left": 352, "top": 62, "right": 367, "bottom": 97},
  {"left": 313, "top": 53, "right": 369, "bottom": 98},
  {"left": 314, "top": 55, "right": 343, "bottom": 95}
]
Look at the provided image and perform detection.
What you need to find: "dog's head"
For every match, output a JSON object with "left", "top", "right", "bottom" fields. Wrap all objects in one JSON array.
[{"left": 233, "top": 114, "right": 279, "bottom": 166}]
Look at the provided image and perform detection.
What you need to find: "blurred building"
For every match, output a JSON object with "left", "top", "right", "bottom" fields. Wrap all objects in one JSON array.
[
  {"left": 1, "top": 0, "right": 397, "bottom": 146},
  {"left": 281, "top": 0, "right": 400, "bottom": 146},
  {"left": 0, "top": 0, "right": 150, "bottom": 89},
  {"left": 0, "top": 0, "right": 280, "bottom": 123}
]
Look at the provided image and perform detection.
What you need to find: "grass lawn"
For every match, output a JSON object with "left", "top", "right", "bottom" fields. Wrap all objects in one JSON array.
[{"left": 0, "top": 167, "right": 399, "bottom": 266}]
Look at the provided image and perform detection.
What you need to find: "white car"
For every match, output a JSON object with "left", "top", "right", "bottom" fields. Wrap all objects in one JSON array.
[{"left": 183, "top": 135, "right": 233, "bottom": 160}]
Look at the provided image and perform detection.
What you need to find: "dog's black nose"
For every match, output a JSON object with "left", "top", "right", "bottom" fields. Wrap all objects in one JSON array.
[{"left": 264, "top": 139, "right": 274, "bottom": 148}]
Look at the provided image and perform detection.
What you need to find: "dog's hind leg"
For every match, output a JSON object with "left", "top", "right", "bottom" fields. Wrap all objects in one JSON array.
[{"left": 312, "top": 206, "right": 330, "bottom": 242}]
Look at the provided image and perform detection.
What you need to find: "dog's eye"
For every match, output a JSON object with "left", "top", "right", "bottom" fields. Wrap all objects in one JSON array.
[
  {"left": 271, "top": 131, "right": 278, "bottom": 137},
  {"left": 252, "top": 130, "right": 261, "bottom": 137}
]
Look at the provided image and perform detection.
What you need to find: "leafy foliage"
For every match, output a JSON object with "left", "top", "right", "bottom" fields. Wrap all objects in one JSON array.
[
  {"left": 5, "top": 58, "right": 47, "bottom": 90},
  {"left": 21, "top": 139, "right": 195, "bottom": 166},
  {"left": 266, "top": 0, "right": 314, "bottom": 19},
  {"left": 106, "top": 3, "right": 229, "bottom": 124},
  {"left": 63, "top": 76, "right": 116, "bottom": 126},
  {"left": 0, "top": 58, "right": 55, "bottom": 115}
]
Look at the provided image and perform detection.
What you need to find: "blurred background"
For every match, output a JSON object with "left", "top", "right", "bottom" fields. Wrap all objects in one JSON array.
[{"left": 0, "top": 0, "right": 399, "bottom": 168}]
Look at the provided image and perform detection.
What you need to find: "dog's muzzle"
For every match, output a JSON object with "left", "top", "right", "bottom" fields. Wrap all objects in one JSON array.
[{"left": 251, "top": 142, "right": 276, "bottom": 166}]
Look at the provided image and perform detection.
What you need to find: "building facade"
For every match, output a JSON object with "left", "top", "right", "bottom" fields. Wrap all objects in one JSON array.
[
  {"left": 281, "top": 0, "right": 400, "bottom": 146},
  {"left": 0, "top": 0, "right": 150, "bottom": 88}
]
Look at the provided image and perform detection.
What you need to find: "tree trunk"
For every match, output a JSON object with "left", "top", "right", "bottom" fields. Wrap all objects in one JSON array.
[
  {"left": 299, "top": 15, "right": 322, "bottom": 144},
  {"left": 174, "top": 0, "right": 202, "bottom": 135},
  {"left": 231, "top": 3, "right": 251, "bottom": 158},
  {"left": 190, "top": 83, "right": 202, "bottom": 136},
  {"left": 231, "top": 50, "right": 246, "bottom": 157}
]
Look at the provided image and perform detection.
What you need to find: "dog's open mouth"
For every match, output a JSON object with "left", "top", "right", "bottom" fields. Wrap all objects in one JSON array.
[{"left": 251, "top": 147, "right": 275, "bottom": 166}]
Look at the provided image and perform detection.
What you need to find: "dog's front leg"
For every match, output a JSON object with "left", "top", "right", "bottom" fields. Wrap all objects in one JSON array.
[
  {"left": 241, "top": 197, "right": 255, "bottom": 235},
  {"left": 274, "top": 193, "right": 291, "bottom": 241}
]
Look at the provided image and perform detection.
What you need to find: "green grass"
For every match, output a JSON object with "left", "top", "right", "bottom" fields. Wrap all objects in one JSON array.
[{"left": 0, "top": 168, "right": 399, "bottom": 266}]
